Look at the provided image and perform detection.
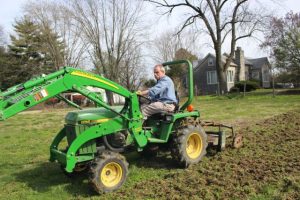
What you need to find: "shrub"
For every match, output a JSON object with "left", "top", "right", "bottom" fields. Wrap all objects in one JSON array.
[
  {"left": 235, "top": 80, "right": 260, "bottom": 92},
  {"left": 229, "top": 87, "right": 240, "bottom": 93}
]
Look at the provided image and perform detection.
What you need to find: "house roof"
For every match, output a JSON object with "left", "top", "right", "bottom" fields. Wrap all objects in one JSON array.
[
  {"left": 244, "top": 58, "right": 253, "bottom": 65},
  {"left": 194, "top": 52, "right": 270, "bottom": 72},
  {"left": 194, "top": 53, "right": 237, "bottom": 71},
  {"left": 245, "top": 57, "right": 270, "bottom": 69}
]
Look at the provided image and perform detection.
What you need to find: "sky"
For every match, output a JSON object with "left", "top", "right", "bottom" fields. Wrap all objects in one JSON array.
[
  {"left": 0, "top": 0, "right": 27, "bottom": 33},
  {"left": 143, "top": 0, "right": 300, "bottom": 58},
  {"left": 1, "top": 0, "right": 300, "bottom": 59}
]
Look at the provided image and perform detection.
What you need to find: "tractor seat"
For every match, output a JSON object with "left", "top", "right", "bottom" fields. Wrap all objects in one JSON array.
[
  {"left": 147, "top": 112, "right": 173, "bottom": 121},
  {"left": 149, "top": 112, "right": 170, "bottom": 119}
]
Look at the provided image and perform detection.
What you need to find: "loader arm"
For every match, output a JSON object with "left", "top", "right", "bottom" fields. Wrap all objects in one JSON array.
[{"left": 0, "top": 67, "right": 139, "bottom": 121}]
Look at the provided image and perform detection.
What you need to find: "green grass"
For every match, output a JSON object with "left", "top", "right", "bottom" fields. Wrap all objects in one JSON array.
[
  {"left": 0, "top": 89, "right": 299, "bottom": 199},
  {"left": 194, "top": 89, "right": 300, "bottom": 123}
]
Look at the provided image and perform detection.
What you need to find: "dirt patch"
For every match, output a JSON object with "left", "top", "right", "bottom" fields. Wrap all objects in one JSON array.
[{"left": 116, "top": 110, "right": 300, "bottom": 199}]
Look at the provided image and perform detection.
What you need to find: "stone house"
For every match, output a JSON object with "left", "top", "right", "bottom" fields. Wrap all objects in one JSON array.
[{"left": 192, "top": 47, "right": 271, "bottom": 95}]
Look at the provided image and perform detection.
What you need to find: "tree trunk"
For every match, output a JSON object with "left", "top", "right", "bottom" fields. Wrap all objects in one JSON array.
[
  {"left": 243, "top": 81, "right": 246, "bottom": 97},
  {"left": 218, "top": 71, "right": 227, "bottom": 95},
  {"left": 215, "top": 52, "right": 227, "bottom": 95},
  {"left": 272, "top": 74, "right": 275, "bottom": 98},
  {"left": 105, "top": 90, "right": 114, "bottom": 106}
]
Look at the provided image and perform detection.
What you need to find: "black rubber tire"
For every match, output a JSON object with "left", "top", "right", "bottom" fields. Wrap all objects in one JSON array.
[
  {"left": 171, "top": 125, "right": 208, "bottom": 168},
  {"left": 89, "top": 151, "right": 129, "bottom": 194}
]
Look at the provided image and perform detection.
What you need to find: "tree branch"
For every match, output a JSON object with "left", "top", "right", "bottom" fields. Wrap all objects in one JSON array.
[
  {"left": 176, "top": 14, "right": 199, "bottom": 35},
  {"left": 221, "top": 28, "right": 232, "bottom": 44}
]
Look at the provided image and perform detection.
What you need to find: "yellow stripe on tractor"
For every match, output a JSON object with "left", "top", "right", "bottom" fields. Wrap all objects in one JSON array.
[{"left": 71, "top": 71, "right": 119, "bottom": 90}]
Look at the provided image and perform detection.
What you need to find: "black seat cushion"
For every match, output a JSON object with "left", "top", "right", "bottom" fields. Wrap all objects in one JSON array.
[{"left": 149, "top": 112, "right": 168, "bottom": 119}]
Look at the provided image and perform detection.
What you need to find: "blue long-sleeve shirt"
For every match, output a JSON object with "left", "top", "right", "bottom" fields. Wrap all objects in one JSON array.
[{"left": 148, "top": 76, "right": 177, "bottom": 104}]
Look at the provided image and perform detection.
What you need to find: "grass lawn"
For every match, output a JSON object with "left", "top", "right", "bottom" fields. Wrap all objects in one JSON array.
[
  {"left": 0, "top": 89, "right": 299, "bottom": 199},
  {"left": 194, "top": 89, "right": 300, "bottom": 123}
]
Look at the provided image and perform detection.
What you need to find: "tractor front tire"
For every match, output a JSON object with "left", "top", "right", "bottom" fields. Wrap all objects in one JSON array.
[
  {"left": 171, "top": 125, "right": 207, "bottom": 168},
  {"left": 89, "top": 151, "right": 128, "bottom": 194}
]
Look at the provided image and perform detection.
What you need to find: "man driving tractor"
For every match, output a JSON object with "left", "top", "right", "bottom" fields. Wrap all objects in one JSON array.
[{"left": 138, "top": 64, "right": 177, "bottom": 119}]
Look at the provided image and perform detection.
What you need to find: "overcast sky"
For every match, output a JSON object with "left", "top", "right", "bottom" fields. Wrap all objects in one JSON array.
[{"left": 1, "top": 0, "right": 300, "bottom": 59}]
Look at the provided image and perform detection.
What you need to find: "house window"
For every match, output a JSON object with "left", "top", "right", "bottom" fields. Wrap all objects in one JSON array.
[
  {"left": 208, "top": 58, "right": 214, "bottom": 66},
  {"left": 207, "top": 71, "right": 218, "bottom": 84},
  {"left": 262, "top": 69, "right": 269, "bottom": 82},
  {"left": 226, "top": 70, "right": 234, "bottom": 83},
  {"left": 252, "top": 71, "right": 259, "bottom": 80}
]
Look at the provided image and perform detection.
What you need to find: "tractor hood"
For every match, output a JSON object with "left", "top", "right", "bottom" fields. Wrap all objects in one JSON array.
[{"left": 65, "top": 106, "right": 123, "bottom": 125}]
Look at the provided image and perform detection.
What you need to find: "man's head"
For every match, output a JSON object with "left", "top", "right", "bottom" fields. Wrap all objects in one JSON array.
[{"left": 153, "top": 64, "right": 165, "bottom": 80}]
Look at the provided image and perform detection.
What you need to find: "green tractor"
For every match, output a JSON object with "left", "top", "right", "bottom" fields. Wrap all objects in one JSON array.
[{"left": 0, "top": 60, "right": 235, "bottom": 194}]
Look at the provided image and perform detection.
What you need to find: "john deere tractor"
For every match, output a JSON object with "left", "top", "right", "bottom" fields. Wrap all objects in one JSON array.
[{"left": 0, "top": 60, "right": 229, "bottom": 194}]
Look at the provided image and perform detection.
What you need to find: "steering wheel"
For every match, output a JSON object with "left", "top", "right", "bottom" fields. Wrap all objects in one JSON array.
[{"left": 137, "top": 94, "right": 151, "bottom": 105}]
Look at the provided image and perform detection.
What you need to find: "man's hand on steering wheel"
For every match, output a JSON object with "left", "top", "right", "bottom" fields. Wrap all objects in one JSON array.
[{"left": 136, "top": 91, "right": 151, "bottom": 105}]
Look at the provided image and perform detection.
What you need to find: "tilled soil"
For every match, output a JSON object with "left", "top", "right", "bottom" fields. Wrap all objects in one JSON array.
[{"left": 118, "top": 110, "right": 300, "bottom": 199}]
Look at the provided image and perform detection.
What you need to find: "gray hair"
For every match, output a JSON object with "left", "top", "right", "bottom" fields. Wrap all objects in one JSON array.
[{"left": 154, "top": 64, "right": 165, "bottom": 73}]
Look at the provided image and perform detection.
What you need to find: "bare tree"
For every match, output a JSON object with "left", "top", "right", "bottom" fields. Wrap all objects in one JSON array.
[
  {"left": 70, "top": 0, "right": 147, "bottom": 104},
  {"left": 152, "top": 31, "right": 181, "bottom": 63},
  {"left": 119, "top": 46, "right": 146, "bottom": 91},
  {"left": 23, "top": 0, "right": 88, "bottom": 69},
  {"left": 146, "top": 0, "right": 267, "bottom": 94},
  {"left": 261, "top": 11, "right": 300, "bottom": 87},
  {"left": 152, "top": 30, "right": 199, "bottom": 63}
]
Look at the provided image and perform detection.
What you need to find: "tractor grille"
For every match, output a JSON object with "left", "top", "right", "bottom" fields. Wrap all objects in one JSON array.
[
  {"left": 65, "top": 124, "right": 96, "bottom": 154},
  {"left": 65, "top": 124, "right": 77, "bottom": 145}
]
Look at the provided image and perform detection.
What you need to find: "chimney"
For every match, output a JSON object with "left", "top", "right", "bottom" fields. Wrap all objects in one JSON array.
[{"left": 235, "top": 47, "right": 245, "bottom": 81}]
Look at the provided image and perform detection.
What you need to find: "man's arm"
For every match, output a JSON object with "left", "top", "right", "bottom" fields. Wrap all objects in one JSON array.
[
  {"left": 148, "top": 79, "right": 168, "bottom": 99},
  {"left": 138, "top": 78, "right": 169, "bottom": 99},
  {"left": 137, "top": 90, "right": 149, "bottom": 96}
]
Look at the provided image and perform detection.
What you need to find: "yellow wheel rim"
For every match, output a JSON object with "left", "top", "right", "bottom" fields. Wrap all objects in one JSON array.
[
  {"left": 186, "top": 133, "right": 202, "bottom": 159},
  {"left": 100, "top": 162, "right": 123, "bottom": 188}
]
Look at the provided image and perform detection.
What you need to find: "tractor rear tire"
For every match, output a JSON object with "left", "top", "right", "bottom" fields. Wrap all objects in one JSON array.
[
  {"left": 89, "top": 151, "right": 128, "bottom": 194},
  {"left": 171, "top": 125, "right": 207, "bottom": 168}
]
